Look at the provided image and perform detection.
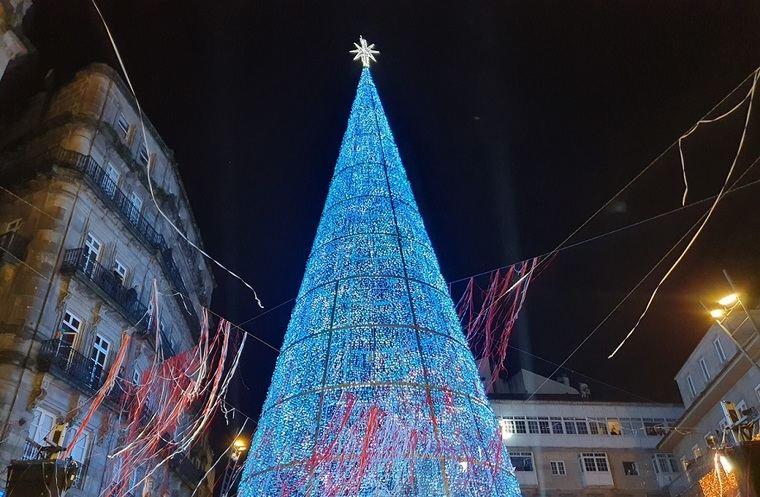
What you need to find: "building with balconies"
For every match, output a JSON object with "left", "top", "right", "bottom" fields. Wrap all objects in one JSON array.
[
  {"left": 487, "top": 368, "right": 684, "bottom": 497},
  {"left": 0, "top": 63, "right": 216, "bottom": 497}
]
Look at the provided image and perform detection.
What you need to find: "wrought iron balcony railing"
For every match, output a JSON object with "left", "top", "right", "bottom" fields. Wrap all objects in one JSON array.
[
  {"left": 0, "top": 231, "right": 29, "bottom": 265},
  {"left": 50, "top": 148, "right": 166, "bottom": 250},
  {"left": 48, "top": 148, "right": 201, "bottom": 338},
  {"left": 38, "top": 339, "right": 105, "bottom": 397},
  {"left": 61, "top": 248, "right": 148, "bottom": 329}
]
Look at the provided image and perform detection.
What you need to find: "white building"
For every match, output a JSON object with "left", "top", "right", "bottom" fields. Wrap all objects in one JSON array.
[
  {"left": 489, "top": 370, "right": 684, "bottom": 497},
  {"left": 658, "top": 308, "right": 760, "bottom": 497}
]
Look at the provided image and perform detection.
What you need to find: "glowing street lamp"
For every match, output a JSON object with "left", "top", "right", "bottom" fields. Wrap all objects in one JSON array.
[{"left": 718, "top": 293, "right": 739, "bottom": 307}]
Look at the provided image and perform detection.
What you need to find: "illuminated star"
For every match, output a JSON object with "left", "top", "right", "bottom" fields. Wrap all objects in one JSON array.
[{"left": 349, "top": 36, "right": 380, "bottom": 68}]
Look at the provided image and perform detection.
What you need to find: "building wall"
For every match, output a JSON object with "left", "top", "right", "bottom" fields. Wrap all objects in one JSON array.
[
  {"left": 491, "top": 399, "right": 684, "bottom": 497},
  {"left": 660, "top": 314, "right": 760, "bottom": 496},
  {"left": 0, "top": 64, "right": 215, "bottom": 496}
]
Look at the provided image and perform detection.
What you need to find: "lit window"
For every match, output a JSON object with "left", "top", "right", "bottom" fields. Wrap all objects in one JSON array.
[
  {"left": 622, "top": 461, "right": 639, "bottom": 476},
  {"left": 550, "top": 460, "right": 566, "bottom": 476},
  {"left": 714, "top": 338, "right": 727, "bottom": 363},
  {"left": 580, "top": 453, "right": 609, "bottom": 472},
  {"left": 116, "top": 113, "right": 130, "bottom": 139},
  {"left": 510, "top": 452, "right": 534, "bottom": 472},
  {"left": 608, "top": 418, "right": 622, "bottom": 435}
]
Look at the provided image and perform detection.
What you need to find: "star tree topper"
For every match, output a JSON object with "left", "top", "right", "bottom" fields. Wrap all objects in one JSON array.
[{"left": 350, "top": 36, "right": 380, "bottom": 67}]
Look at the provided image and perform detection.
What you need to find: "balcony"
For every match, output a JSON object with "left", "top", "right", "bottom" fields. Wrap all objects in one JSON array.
[
  {"left": 61, "top": 248, "right": 148, "bottom": 330},
  {"left": 38, "top": 339, "right": 105, "bottom": 397},
  {"left": 50, "top": 148, "right": 165, "bottom": 250},
  {"left": 48, "top": 148, "right": 201, "bottom": 338},
  {"left": 0, "top": 231, "right": 29, "bottom": 265}
]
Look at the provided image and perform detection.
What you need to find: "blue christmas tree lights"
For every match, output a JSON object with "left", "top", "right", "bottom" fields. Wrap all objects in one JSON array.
[{"left": 239, "top": 68, "right": 522, "bottom": 497}]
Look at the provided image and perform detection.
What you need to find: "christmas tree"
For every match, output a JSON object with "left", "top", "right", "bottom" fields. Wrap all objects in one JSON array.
[{"left": 239, "top": 38, "right": 522, "bottom": 497}]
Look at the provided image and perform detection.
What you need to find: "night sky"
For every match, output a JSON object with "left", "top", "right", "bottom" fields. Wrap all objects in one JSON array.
[{"left": 7, "top": 1, "right": 760, "bottom": 438}]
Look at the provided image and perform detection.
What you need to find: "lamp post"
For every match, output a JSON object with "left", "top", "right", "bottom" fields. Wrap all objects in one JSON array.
[{"left": 220, "top": 437, "right": 248, "bottom": 497}]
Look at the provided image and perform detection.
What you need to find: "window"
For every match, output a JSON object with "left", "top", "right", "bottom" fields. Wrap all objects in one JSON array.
[
  {"left": 60, "top": 311, "right": 82, "bottom": 345},
  {"left": 714, "top": 338, "right": 727, "bottom": 363},
  {"left": 67, "top": 430, "right": 90, "bottom": 488},
  {"left": 551, "top": 417, "right": 564, "bottom": 434},
  {"left": 28, "top": 408, "right": 56, "bottom": 446},
  {"left": 512, "top": 417, "right": 526, "bottom": 434},
  {"left": 643, "top": 418, "right": 661, "bottom": 436},
  {"left": 622, "top": 461, "right": 639, "bottom": 476},
  {"left": 737, "top": 400, "right": 748, "bottom": 417},
  {"left": 564, "top": 419, "right": 577, "bottom": 435},
  {"left": 608, "top": 418, "right": 622, "bottom": 435},
  {"left": 687, "top": 375, "right": 697, "bottom": 398},
  {"left": 589, "top": 419, "right": 608, "bottom": 435},
  {"left": 580, "top": 453, "right": 609, "bottom": 472},
  {"left": 527, "top": 417, "right": 539, "bottom": 434},
  {"left": 104, "top": 163, "right": 120, "bottom": 196},
  {"left": 538, "top": 417, "right": 551, "bottom": 434},
  {"left": 6, "top": 218, "right": 22, "bottom": 233},
  {"left": 129, "top": 192, "right": 142, "bottom": 225},
  {"left": 550, "top": 460, "right": 566, "bottom": 476},
  {"left": 89, "top": 335, "right": 110, "bottom": 387},
  {"left": 652, "top": 454, "right": 679, "bottom": 474},
  {"left": 113, "top": 260, "right": 127, "bottom": 285},
  {"left": 138, "top": 143, "right": 150, "bottom": 167},
  {"left": 116, "top": 113, "right": 130, "bottom": 139},
  {"left": 575, "top": 418, "right": 589, "bottom": 434},
  {"left": 510, "top": 452, "right": 534, "bottom": 472},
  {"left": 692, "top": 444, "right": 702, "bottom": 460},
  {"left": 699, "top": 357, "right": 711, "bottom": 381}
]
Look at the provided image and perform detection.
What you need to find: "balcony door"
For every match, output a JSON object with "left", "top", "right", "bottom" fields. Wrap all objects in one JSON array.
[
  {"left": 129, "top": 192, "right": 142, "bottom": 226},
  {"left": 104, "top": 163, "right": 120, "bottom": 197},
  {"left": 83, "top": 233, "right": 101, "bottom": 277},
  {"left": 89, "top": 334, "right": 110, "bottom": 388}
]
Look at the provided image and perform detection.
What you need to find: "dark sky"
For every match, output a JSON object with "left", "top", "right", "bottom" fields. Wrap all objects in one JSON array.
[{"left": 9, "top": 1, "right": 760, "bottom": 435}]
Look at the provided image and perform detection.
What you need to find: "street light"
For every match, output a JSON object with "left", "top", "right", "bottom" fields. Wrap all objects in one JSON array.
[
  {"left": 710, "top": 308, "right": 726, "bottom": 319},
  {"left": 718, "top": 293, "right": 739, "bottom": 307},
  {"left": 221, "top": 435, "right": 250, "bottom": 497}
]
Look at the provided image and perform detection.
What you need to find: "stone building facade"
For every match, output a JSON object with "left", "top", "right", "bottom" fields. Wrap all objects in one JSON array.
[
  {"left": 488, "top": 371, "right": 684, "bottom": 497},
  {"left": 0, "top": 63, "right": 216, "bottom": 496}
]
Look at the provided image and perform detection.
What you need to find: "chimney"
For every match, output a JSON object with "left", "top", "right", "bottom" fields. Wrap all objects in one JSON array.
[{"left": 579, "top": 383, "right": 591, "bottom": 399}]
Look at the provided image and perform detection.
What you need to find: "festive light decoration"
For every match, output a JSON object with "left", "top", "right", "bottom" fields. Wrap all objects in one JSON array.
[
  {"left": 238, "top": 65, "right": 522, "bottom": 496},
  {"left": 455, "top": 260, "right": 537, "bottom": 389}
]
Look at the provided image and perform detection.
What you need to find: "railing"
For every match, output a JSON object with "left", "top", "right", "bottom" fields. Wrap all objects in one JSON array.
[
  {"left": 38, "top": 339, "right": 105, "bottom": 396},
  {"left": 51, "top": 148, "right": 166, "bottom": 249},
  {"left": 0, "top": 231, "right": 29, "bottom": 264},
  {"left": 21, "top": 438, "right": 41, "bottom": 460},
  {"left": 666, "top": 458, "right": 709, "bottom": 496},
  {"left": 5, "top": 146, "right": 201, "bottom": 339},
  {"left": 61, "top": 248, "right": 148, "bottom": 329},
  {"left": 49, "top": 148, "right": 201, "bottom": 338},
  {"left": 159, "top": 247, "right": 201, "bottom": 334}
]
